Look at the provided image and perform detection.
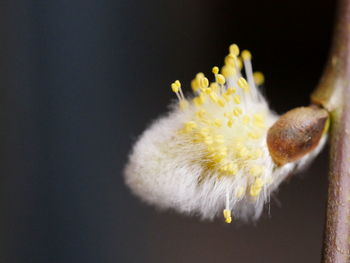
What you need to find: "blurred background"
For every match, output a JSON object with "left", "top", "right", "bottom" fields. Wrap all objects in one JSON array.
[{"left": 0, "top": 0, "right": 335, "bottom": 262}]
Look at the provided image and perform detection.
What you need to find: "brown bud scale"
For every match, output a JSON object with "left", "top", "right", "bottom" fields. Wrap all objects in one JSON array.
[{"left": 267, "top": 106, "right": 329, "bottom": 166}]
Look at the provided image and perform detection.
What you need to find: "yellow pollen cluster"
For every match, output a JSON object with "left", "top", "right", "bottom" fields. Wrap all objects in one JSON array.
[{"left": 170, "top": 44, "right": 268, "bottom": 223}]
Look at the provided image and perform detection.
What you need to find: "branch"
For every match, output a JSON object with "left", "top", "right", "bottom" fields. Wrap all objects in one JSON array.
[{"left": 312, "top": 0, "right": 350, "bottom": 262}]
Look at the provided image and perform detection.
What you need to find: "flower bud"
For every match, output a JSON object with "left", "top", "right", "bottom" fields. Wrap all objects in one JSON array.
[{"left": 267, "top": 106, "right": 329, "bottom": 166}]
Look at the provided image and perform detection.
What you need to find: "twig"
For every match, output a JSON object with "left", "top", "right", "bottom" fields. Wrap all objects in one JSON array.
[{"left": 312, "top": 0, "right": 350, "bottom": 262}]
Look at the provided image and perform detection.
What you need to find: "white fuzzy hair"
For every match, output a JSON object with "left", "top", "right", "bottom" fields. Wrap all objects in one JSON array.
[{"left": 124, "top": 107, "right": 326, "bottom": 221}]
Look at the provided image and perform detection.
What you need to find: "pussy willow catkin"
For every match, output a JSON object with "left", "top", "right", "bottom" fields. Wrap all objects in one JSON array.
[{"left": 125, "top": 44, "right": 328, "bottom": 223}]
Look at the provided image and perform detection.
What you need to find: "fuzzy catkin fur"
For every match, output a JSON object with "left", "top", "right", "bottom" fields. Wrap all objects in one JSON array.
[
  {"left": 124, "top": 106, "right": 326, "bottom": 221},
  {"left": 124, "top": 46, "right": 327, "bottom": 222}
]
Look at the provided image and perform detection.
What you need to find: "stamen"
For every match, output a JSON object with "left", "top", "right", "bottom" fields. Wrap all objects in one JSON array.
[
  {"left": 241, "top": 50, "right": 255, "bottom": 90},
  {"left": 212, "top": 66, "right": 219, "bottom": 75},
  {"left": 175, "top": 80, "right": 185, "bottom": 100},
  {"left": 184, "top": 121, "right": 197, "bottom": 133},
  {"left": 233, "top": 95, "right": 241, "bottom": 104},
  {"left": 229, "top": 44, "right": 240, "bottom": 56},
  {"left": 226, "top": 87, "right": 236, "bottom": 95},
  {"left": 250, "top": 178, "right": 264, "bottom": 197},
  {"left": 200, "top": 77, "right": 209, "bottom": 89},
  {"left": 171, "top": 82, "right": 182, "bottom": 101},
  {"left": 223, "top": 189, "right": 232, "bottom": 223},
  {"left": 191, "top": 72, "right": 205, "bottom": 92},
  {"left": 216, "top": 74, "right": 226, "bottom": 85},
  {"left": 237, "top": 77, "right": 249, "bottom": 92},
  {"left": 250, "top": 165, "right": 263, "bottom": 177}
]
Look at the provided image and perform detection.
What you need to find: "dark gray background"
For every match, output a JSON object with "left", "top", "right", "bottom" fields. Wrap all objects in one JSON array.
[{"left": 0, "top": 0, "right": 335, "bottom": 262}]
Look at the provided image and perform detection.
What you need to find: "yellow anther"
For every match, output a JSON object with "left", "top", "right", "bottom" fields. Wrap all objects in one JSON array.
[
  {"left": 216, "top": 74, "right": 226, "bottom": 85},
  {"left": 184, "top": 121, "right": 197, "bottom": 132},
  {"left": 196, "top": 72, "right": 204, "bottom": 79},
  {"left": 250, "top": 185, "right": 262, "bottom": 197},
  {"left": 253, "top": 72, "right": 265, "bottom": 86},
  {"left": 233, "top": 95, "right": 241, "bottom": 104},
  {"left": 242, "top": 115, "right": 250, "bottom": 124},
  {"left": 223, "top": 209, "right": 232, "bottom": 223},
  {"left": 227, "top": 119, "right": 233, "bottom": 127},
  {"left": 237, "top": 77, "right": 249, "bottom": 91},
  {"left": 212, "top": 66, "right": 219, "bottom": 74},
  {"left": 225, "top": 87, "right": 236, "bottom": 95},
  {"left": 253, "top": 113, "right": 264, "bottom": 123},
  {"left": 201, "top": 87, "right": 211, "bottom": 94},
  {"left": 210, "top": 82, "right": 220, "bottom": 92},
  {"left": 238, "top": 147, "right": 249, "bottom": 159},
  {"left": 233, "top": 107, "right": 242, "bottom": 116},
  {"left": 224, "top": 54, "right": 235, "bottom": 66},
  {"left": 248, "top": 132, "right": 261, "bottom": 140},
  {"left": 254, "top": 177, "right": 264, "bottom": 188},
  {"left": 212, "top": 153, "right": 225, "bottom": 163},
  {"left": 209, "top": 91, "right": 219, "bottom": 103},
  {"left": 235, "top": 187, "right": 245, "bottom": 198},
  {"left": 175, "top": 80, "right": 181, "bottom": 88},
  {"left": 229, "top": 44, "right": 240, "bottom": 56},
  {"left": 241, "top": 50, "right": 252, "bottom": 60},
  {"left": 217, "top": 98, "right": 226, "bottom": 107},
  {"left": 206, "top": 145, "right": 215, "bottom": 153},
  {"left": 218, "top": 146, "right": 227, "bottom": 155},
  {"left": 250, "top": 165, "right": 263, "bottom": 177},
  {"left": 247, "top": 132, "right": 256, "bottom": 138},
  {"left": 193, "top": 96, "right": 203, "bottom": 106},
  {"left": 191, "top": 79, "right": 200, "bottom": 92},
  {"left": 200, "top": 77, "right": 209, "bottom": 88},
  {"left": 204, "top": 136, "right": 213, "bottom": 145},
  {"left": 213, "top": 119, "right": 222, "bottom": 127},
  {"left": 219, "top": 165, "right": 228, "bottom": 173},
  {"left": 222, "top": 93, "right": 231, "bottom": 102},
  {"left": 227, "top": 162, "right": 238, "bottom": 174},
  {"left": 221, "top": 65, "right": 236, "bottom": 78},
  {"left": 171, "top": 82, "right": 179, "bottom": 93},
  {"left": 237, "top": 77, "right": 248, "bottom": 88},
  {"left": 196, "top": 109, "right": 206, "bottom": 119},
  {"left": 199, "top": 132, "right": 208, "bottom": 140},
  {"left": 199, "top": 127, "right": 209, "bottom": 136},
  {"left": 211, "top": 149, "right": 227, "bottom": 163}
]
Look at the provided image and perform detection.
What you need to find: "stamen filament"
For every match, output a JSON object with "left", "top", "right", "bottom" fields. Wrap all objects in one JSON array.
[{"left": 223, "top": 189, "right": 232, "bottom": 223}]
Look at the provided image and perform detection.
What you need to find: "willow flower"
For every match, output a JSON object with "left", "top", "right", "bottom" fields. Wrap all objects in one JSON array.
[{"left": 125, "top": 44, "right": 328, "bottom": 223}]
